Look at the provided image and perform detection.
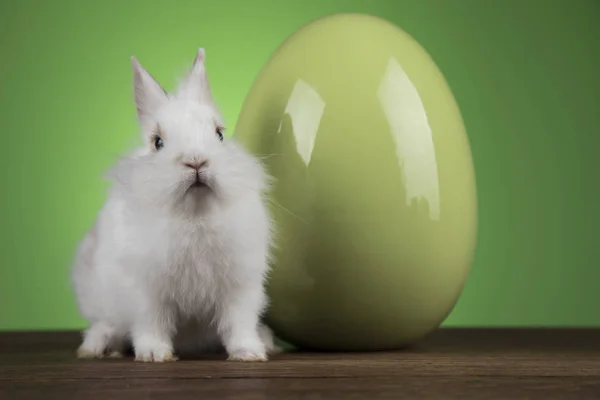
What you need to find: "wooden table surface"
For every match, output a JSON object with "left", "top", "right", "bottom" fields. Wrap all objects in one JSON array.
[{"left": 1, "top": 328, "right": 600, "bottom": 399}]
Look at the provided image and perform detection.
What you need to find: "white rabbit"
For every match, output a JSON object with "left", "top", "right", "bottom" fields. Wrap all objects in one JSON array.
[{"left": 71, "top": 48, "right": 279, "bottom": 362}]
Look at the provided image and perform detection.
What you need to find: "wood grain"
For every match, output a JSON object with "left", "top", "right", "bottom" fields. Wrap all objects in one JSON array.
[{"left": 1, "top": 328, "right": 600, "bottom": 399}]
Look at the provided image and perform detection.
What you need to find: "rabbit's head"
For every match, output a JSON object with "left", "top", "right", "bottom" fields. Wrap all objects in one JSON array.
[{"left": 110, "top": 49, "right": 269, "bottom": 213}]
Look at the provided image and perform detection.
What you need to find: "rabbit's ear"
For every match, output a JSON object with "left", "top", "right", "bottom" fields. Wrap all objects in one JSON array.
[
  {"left": 175, "top": 48, "right": 214, "bottom": 104},
  {"left": 131, "top": 56, "right": 168, "bottom": 127}
]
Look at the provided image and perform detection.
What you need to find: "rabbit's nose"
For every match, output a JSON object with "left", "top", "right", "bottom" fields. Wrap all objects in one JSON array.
[{"left": 183, "top": 160, "right": 208, "bottom": 171}]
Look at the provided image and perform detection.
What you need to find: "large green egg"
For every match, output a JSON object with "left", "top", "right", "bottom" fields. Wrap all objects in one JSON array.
[{"left": 234, "top": 13, "right": 477, "bottom": 351}]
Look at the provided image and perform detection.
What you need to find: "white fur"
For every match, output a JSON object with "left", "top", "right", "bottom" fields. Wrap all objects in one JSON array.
[{"left": 71, "top": 48, "right": 279, "bottom": 362}]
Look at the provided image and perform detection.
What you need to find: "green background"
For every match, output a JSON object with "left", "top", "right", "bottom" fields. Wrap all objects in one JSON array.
[{"left": 1, "top": 0, "right": 599, "bottom": 331}]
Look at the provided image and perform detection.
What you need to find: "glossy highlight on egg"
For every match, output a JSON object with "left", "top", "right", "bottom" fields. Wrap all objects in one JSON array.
[{"left": 235, "top": 13, "right": 478, "bottom": 351}]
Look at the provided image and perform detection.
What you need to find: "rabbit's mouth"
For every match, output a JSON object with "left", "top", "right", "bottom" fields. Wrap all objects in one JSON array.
[
  {"left": 191, "top": 180, "right": 207, "bottom": 188},
  {"left": 187, "top": 173, "right": 210, "bottom": 191}
]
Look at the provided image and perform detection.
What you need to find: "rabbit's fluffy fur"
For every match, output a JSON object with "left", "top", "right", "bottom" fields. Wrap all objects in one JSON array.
[{"left": 71, "top": 48, "right": 279, "bottom": 362}]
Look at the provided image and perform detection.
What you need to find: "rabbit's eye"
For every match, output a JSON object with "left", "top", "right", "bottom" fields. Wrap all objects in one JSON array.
[
  {"left": 216, "top": 127, "right": 224, "bottom": 142},
  {"left": 154, "top": 136, "right": 164, "bottom": 151}
]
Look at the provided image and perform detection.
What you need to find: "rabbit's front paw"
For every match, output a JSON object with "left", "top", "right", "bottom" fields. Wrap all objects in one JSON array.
[
  {"left": 227, "top": 348, "right": 268, "bottom": 362},
  {"left": 135, "top": 348, "right": 178, "bottom": 363},
  {"left": 227, "top": 340, "right": 268, "bottom": 362},
  {"left": 134, "top": 337, "right": 178, "bottom": 363},
  {"left": 76, "top": 345, "right": 105, "bottom": 359}
]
